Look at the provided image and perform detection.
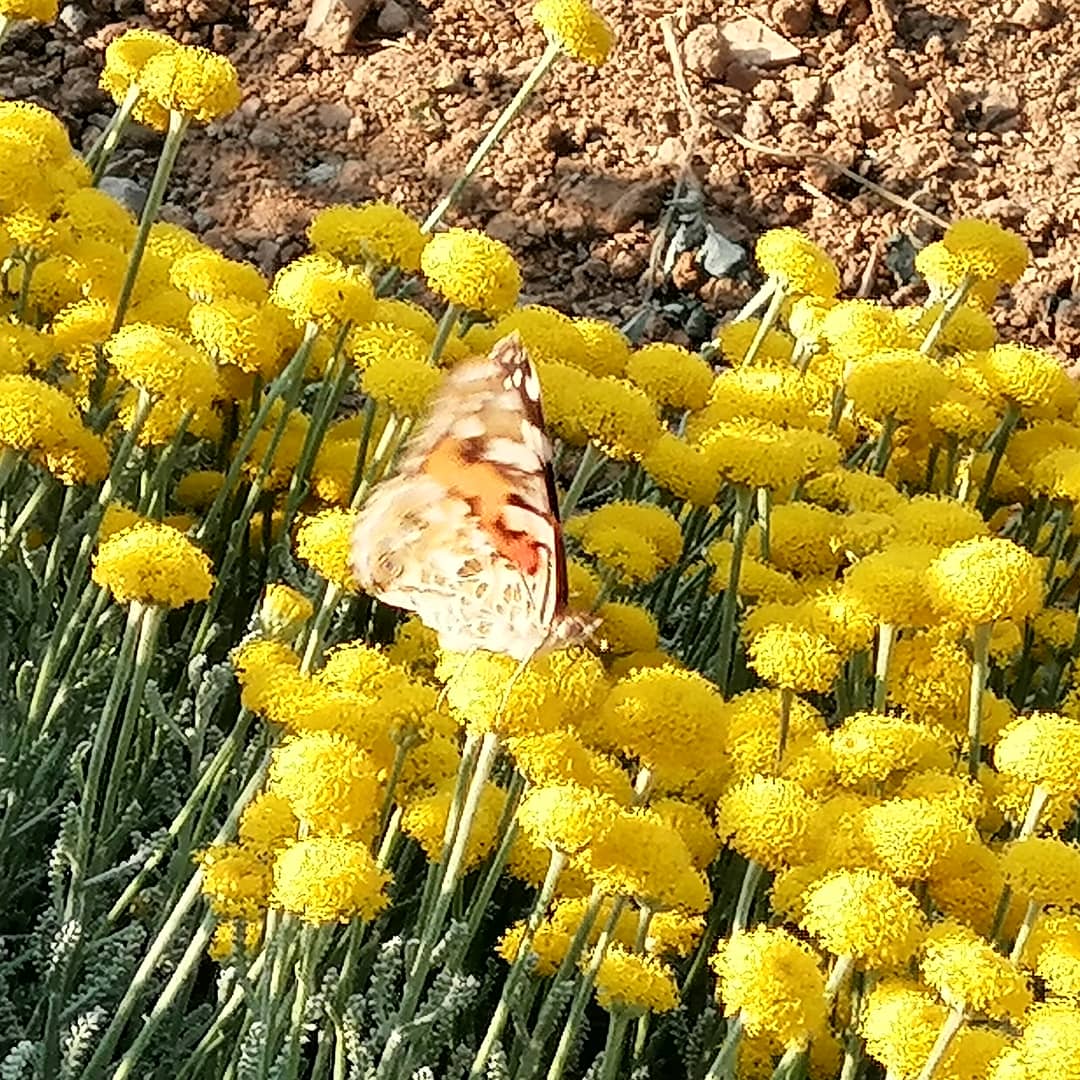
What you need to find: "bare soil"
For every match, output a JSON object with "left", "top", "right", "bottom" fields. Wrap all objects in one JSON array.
[{"left": 3, "top": 0, "right": 1078, "bottom": 354}]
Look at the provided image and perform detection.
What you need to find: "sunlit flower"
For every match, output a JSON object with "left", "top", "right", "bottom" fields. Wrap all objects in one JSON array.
[
  {"left": 940, "top": 218, "right": 1030, "bottom": 285},
  {"left": 99, "top": 28, "right": 178, "bottom": 119},
  {"left": 360, "top": 348, "right": 440, "bottom": 417},
  {"left": 842, "top": 542, "right": 942, "bottom": 627},
  {"left": 829, "top": 711, "right": 950, "bottom": 789},
  {"left": 308, "top": 201, "right": 426, "bottom": 272},
  {"left": 625, "top": 343, "right": 712, "bottom": 412},
  {"left": 575, "top": 317, "right": 631, "bottom": 377},
  {"left": 106, "top": 323, "right": 221, "bottom": 412},
  {"left": 1024, "top": 911, "right": 1080, "bottom": 1002},
  {"left": 93, "top": 522, "right": 213, "bottom": 608},
  {"left": 171, "top": 249, "right": 269, "bottom": 305},
  {"left": 270, "top": 253, "right": 374, "bottom": 332},
  {"left": 716, "top": 319, "right": 796, "bottom": 367},
  {"left": 649, "top": 798, "right": 718, "bottom": 870},
  {"left": 516, "top": 783, "right": 621, "bottom": 854},
  {"left": 1002, "top": 837, "right": 1080, "bottom": 910},
  {"left": 401, "top": 779, "right": 505, "bottom": 872},
  {"left": 594, "top": 947, "right": 679, "bottom": 1014},
  {"left": 860, "top": 979, "right": 948, "bottom": 1080},
  {"left": 138, "top": 44, "right": 242, "bottom": 125},
  {"left": 532, "top": 0, "right": 614, "bottom": 66},
  {"left": 642, "top": 432, "right": 722, "bottom": 506},
  {"left": 717, "top": 776, "right": 816, "bottom": 870},
  {"left": 421, "top": 228, "right": 521, "bottom": 317},
  {"left": 188, "top": 297, "right": 283, "bottom": 379},
  {"left": 198, "top": 842, "right": 272, "bottom": 919},
  {"left": 272, "top": 836, "right": 390, "bottom": 923},
  {"left": 295, "top": 509, "right": 360, "bottom": 592},
  {"left": 988, "top": 1003, "right": 1080, "bottom": 1080},
  {"left": 971, "top": 344, "right": 1074, "bottom": 414},
  {"left": 756, "top": 228, "right": 840, "bottom": 297},
  {"left": 577, "top": 376, "right": 663, "bottom": 461},
  {"left": 994, "top": 712, "right": 1080, "bottom": 801},
  {"left": 821, "top": 301, "right": 915, "bottom": 361},
  {"left": 861, "top": 797, "right": 970, "bottom": 882},
  {"left": 928, "top": 536, "right": 1043, "bottom": 626},
  {"left": 507, "top": 730, "right": 633, "bottom": 803},
  {"left": 238, "top": 792, "right": 299, "bottom": 856},
  {"left": 747, "top": 623, "right": 843, "bottom": 693}
]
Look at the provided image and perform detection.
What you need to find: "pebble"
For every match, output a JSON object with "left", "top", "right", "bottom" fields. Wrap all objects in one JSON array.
[
  {"left": 720, "top": 15, "right": 800, "bottom": 68},
  {"left": 98, "top": 175, "right": 147, "bottom": 215},
  {"left": 377, "top": 0, "right": 409, "bottom": 33},
  {"left": 58, "top": 3, "right": 89, "bottom": 33},
  {"left": 304, "top": 161, "right": 340, "bottom": 185}
]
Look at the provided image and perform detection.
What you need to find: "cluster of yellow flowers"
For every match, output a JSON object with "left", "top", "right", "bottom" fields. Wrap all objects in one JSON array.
[{"left": 7, "top": 3, "right": 1080, "bottom": 1077}]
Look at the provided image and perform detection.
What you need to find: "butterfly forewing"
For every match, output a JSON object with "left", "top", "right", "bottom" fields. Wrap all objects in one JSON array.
[{"left": 350, "top": 334, "right": 590, "bottom": 660}]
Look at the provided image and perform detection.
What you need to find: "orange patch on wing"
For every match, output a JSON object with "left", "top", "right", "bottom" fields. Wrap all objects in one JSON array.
[{"left": 423, "top": 437, "right": 542, "bottom": 576}]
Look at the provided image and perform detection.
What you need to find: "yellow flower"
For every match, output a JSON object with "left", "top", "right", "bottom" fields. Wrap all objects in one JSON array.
[
  {"left": 575, "top": 317, "right": 631, "bottom": 377},
  {"left": 569, "top": 521, "right": 662, "bottom": 584},
  {"left": 625, "top": 343, "right": 713, "bottom": 412},
  {"left": 649, "top": 798, "right": 718, "bottom": 870},
  {"left": 238, "top": 792, "right": 299, "bottom": 855},
  {"left": 821, "top": 301, "right": 915, "bottom": 361},
  {"left": 360, "top": 349, "right": 440, "bottom": 417},
  {"left": 295, "top": 508, "right": 361, "bottom": 592},
  {"left": 828, "top": 711, "right": 950, "bottom": 789},
  {"left": 498, "top": 897, "right": 634, "bottom": 975},
  {"left": 188, "top": 297, "right": 284, "bottom": 379},
  {"left": 257, "top": 584, "right": 313, "bottom": 643},
  {"left": 420, "top": 228, "right": 521, "bottom": 317},
  {"left": 596, "top": 602, "right": 658, "bottom": 655},
  {"left": 861, "top": 979, "right": 948, "bottom": 1080},
  {"left": 711, "top": 926, "right": 828, "bottom": 1048},
  {"left": 174, "top": 469, "right": 226, "bottom": 510},
  {"left": 272, "top": 836, "right": 390, "bottom": 923},
  {"left": 99, "top": 29, "right": 177, "bottom": 115},
  {"left": 1002, "top": 837, "right": 1080, "bottom": 909},
  {"left": 988, "top": 1004, "right": 1080, "bottom": 1080},
  {"left": 747, "top": 623, "right": 842, "bottom": 693},
  {"left": 386, "top": 614, "right": 440, "bottom": 676},
  {"left": 138, "top": 44, "right": 241, "bottom": 124},
  {"left": 307, "top": 201, "right": 426, "bottom": 272},
  {"left": 803, "top": 467, "right": 903, "bottom": 513},
  {"left": 506, "top": 730, "right": 632, "bottom": 803},
  {"left": 1024, "top": 911, "right": 1080, "bottom": 1002},
  {"left": 593, "top": 947, "right": 679, "bottom": 1014},
  {"left": 756, "top": 228, "right": 840, "bottom": 297},
  {"left": 993, "top": 712, "right": 1080, "bottom": 800},
  {"left": 208, "top": 918, "right": 263, "bottom": 963},
  {"left": 270, "top": 253, "right": 374, "bottom": 332},
  {"left": 92, "top": 522, "right": 213, "bottom": 608},
  {"left": 170, "top": 249, "right": 268, "bottom": 305},
  {"left": 715, "top": 320, "right": 796, "bottom": 367},
  {"left": 842, "top": 542, "right": 942, "bottom": 627},
  {"left": 0, "top": 0, "right": 58, "bottom": 23},
  {"left": 0, "top": 101, "right": 72, "bottom": 164},
  {"left": 532, "top": 0, "right": 614, "bottom": 66},
  {"left": 927, "top": 839, "right": 1008, "bottom": 937},
  {"left": 198, "top": 843, "right": 272, "bottom": 919},
  {"left": 941, "top": 218, "right": 1030, "bottom": 285},
  {"left": 905, "top": 302, "right": 997, "bottom": 353},
  {"left": 922, "top": 919, "right": 1032, "bottom": 1020},
  {"left": 576, "top": 376, "right": 663, "bottom": 461},
  {"left": 698, "top": 420, "right": 834, "bottom": 494},
  {"left": 861, "top": 797, "right": 970, "bottom": 882},
  {"left": 401, "top": 779, "right": 506, "bottom": 873},
  {"left": 105, "top": 323, "right": 222, "bottom": 411},
  {"left": 490, "top": 306, "right": 586, "bottom": 368},
  {"left": 927, "top": 536, "right": 1043, "bottom": 626},
  {"left": 516, "top": 783, "right": 622, "bottom": 854},
  {"left": 891, "top": 494, "right": 988, "bottom": 548},
  {"left": 717, "top": 776, "right": 816, "bottom": 870},
  {"left": 971, "top": 344, "right": 1074, "bottom": 413},
  {"left": 642, "top": 432, "right": 721, "bottom": 506},
  {"left": 799, "top": 868, "right": 926, "bottom": 967},
  {"left": 846, "top": 349, "right": 951, "bottom": 423}
]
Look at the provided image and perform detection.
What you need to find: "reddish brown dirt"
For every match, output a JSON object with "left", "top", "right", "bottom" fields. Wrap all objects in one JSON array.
[{"left": 2, "top": 0, "right": 1078, "bottom": 353}]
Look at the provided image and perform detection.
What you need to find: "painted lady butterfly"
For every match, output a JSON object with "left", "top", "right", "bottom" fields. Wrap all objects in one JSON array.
[{"left": 350, "top": 334, "right": 598, "bottom": 661}]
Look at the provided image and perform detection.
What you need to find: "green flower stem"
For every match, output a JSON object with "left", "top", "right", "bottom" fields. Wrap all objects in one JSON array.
[
  {"left": 714, "top": 484, "right": 754, "bottom": 694},
  {"left": 196, "top": 323, "right": 318, "bottom": 546},
  {"left": 108, "top": 707, "right": 254, "bottom": 923},
  {"left": 870, "top": 414, "right": 899, "bottom": 476},
  {"left": 0, "top": 15, "right": 12, "bottom": 50},
  {"left": 428, "top": 302, "right": 461, "bottom": 364},
  {"left": 97, "top": 604, "right": 165, "bottom": 842},
  {"left": 965, "top": 622, "right": 992, "bottom": 779},
  {"left": 81, "top": 758, "right": 269, "bottom": 1079},
  {"left": 1043, "top": 505, "right": 1073, "bottom": 583},
  {"left": 545, "top": 896, "right": 629, "bottom": 1080},
  {"left": 914, "top": 1006, "right": 966, "bottom": 1080},
  {"left": 828, "top": 385, "right": 847, "bottom": 435},
  {"left": 703, "top": 1012, "right": 745, "bottom": 1080},
  {"left": 629, "top": 906, "right": 656, "bottom": 1068},
  {"left": 0, "top": 472, "right": 52, "bottom": 560},
  {"left": 347, "top": 396, "right": 379, "bottom": 501},
  {"left": 919, "top": 276, "right": 973, "bottom": 356},
  {"left": 41, "top": 586, "right": 110, "bottom": 734},
  {"left": 86, "top": 84, "right": 139, "bottom": 180},
  {"left": 299, "top": 581, "right": 345, "bottom": 674},
  {"left": 733, "top": 277, "right": 775, "bottom": 324},
  {"left": 515, "top": 887, "right": 607, "bottom": 1080},
  {"left": 468, "top": 848, "right": 568, "bottom": 1078},
  {"left": 976, "top": 401, "right": 1022, "bottom": 515},
  {"left": 282, "top": 925, "right": 323, "bottom": 1080},
  {"left": 732, "top": 858, "right": 765, "bottom": 934},
  {"left": 740, "top": 276, "right": 785, "bottom": 368},
  {"left": 349, "top": 412, "right": 414, "bottom": 511},
  {"left": 13, "top": 250, "right": 38, "bottom": 322},
  {"left": 825, "top": 954, "right": 854, "bottom": 1004},
  {"left": 560, "top": 441, "right": 605, "bottom": 519},
  {"left": 1009, "top": 898, "right": 1042, "bottom": 965},
  {"left": 995, "top": 784, "right": 1051, "bottom": 954},
  {"left": 421, "top": 40, "right": 562, "bottom": 233},
  {"left": 598, "top": 1009, "right": 634, "bottom": 1080},
  {"left": 755, "top": 487, "right": 771, "bottom": 562},
  {"left": 111, "top": 109, "right": 189, "bottom": 334},
  {"left": 376, "top": 741, "right": 412, "bottom": 844},
  {"left": 776, "top": 687, "right": 793, "bottom": 766},
  {"left": 139, "top": 409, "right": 194, "bottom": 518},
  {"left": 872, "top": 622, "right": 897, "bottom": 713}
]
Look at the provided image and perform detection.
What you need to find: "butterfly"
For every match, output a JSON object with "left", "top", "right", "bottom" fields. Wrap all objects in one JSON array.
[{"left": 349, "top": 333, "right": 598, "bottom": 661}]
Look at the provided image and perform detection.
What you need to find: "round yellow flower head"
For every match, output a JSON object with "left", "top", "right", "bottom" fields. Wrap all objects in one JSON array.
[
  {"left": 257, "top": 584, "right": 314, "bottom": 643},
  {"left": 570, "top": 501, "right": 682, "bottom": 565},
  {"left": 270, "top": 253, "right": 374, "bottom": 332},
  {"left": 747, "top": 623, "right": 843, "bottom": 694},
  {"left": 716, "top": 776, "right": 817, "bottom": 870},
  {"left": 99, "top": 29, "right": 177, "bottom": 113},
  {"left": 906, "top": 301, "right": 997, "bottom": 354},
  {"left": 360, "top": 348, "right": 441, "bottom": 418},
  {"left": 722, "top": 688, "right": 824, "bottom": 783},
  {"left": 820, "top": 300, "right": 915, "bottom": 361},
  {"left": 711, "top": 926, "right": 828, "bottom": 1048},
  {"left": 649, "top": 798, "right": 719, "bottom": 870},
  {"left": 800, "top": 868, "right": 926, "bottom": 967},
  {"left": 308, "top": 201, "right": 427, "bottom": 272},
  {"left": 860, "top": 979, "right": 948, "bottom": 1080},
  {"left": 402, "top": 779, "right": 506, "bottom": 873},
  {"left": 576, "top": 376, "right": 663, "bottom": 461},
  {"left": 173, "top": 469, "right": 226, "bottom": 512},
  {"left": 714, "top": 319, "right": 796, "bottom": 368},
  {"left": 269, "top": 732, "right": 380, "bottom": 836},
  {"left": 921, "top": 919, "right": 1032, "bottom": 1020},
  {"left": 516, "top": 783, "right": 622, "bottom": 855},
  {"left": 994, "top": 711, "right": 1080, "bottom": 800},
  {"left": 506, "top": 729, "right": 632, "bottom": 803},
  {"left": 294, "top": 508, "right": 361, "bottom": 592},
  {"left": 346, "top": 324, "right": 429, "bottom": 374},
  {"left": 927, "top": 536, "right": 1043, "bottom": 626},
  {"left": 593, "top": 947, "right": 679, "bottom": 1015},
  {"left": 596, "top": 601, "right": 659, "bottom": 655},
  {"left": 272, "top": 836, "right": 390, "bottom": 923},
  {"left": 198, "top": 842, "right": 272, "bottom": 919},
  {"left": 188, "top": 297, "right": 284, "bottom": 380},
  {"left": 490, "top": 306, "right": 586, "bottom": 368},
  {"left": 138, "top": 44, "right": 241, "bottom": 125},
  {"left": 420, "top": 228, "right": 521, "bottom": 318},
  {"left": 891, "top": 494, "right": 988, "bottom": 549},
  {"left": 625, "top": 343, "right": 713, "bottom": 412},
  {"left": 927, "top": 838, "right": 1007, "bottom": 938},
  {"left": 92, "top": 522, "right": 213, "bottom": 608},
  {"left": 642, "top": 432, "right": 721, "bottom": 506},
  {"left": 756, "top": 227, "right": 840, "bottom": 297},
  {"left": 1002, "top": 837, "right": 1080, "bottom": 910},
  {"left": 1024, "top": 911, "right": 1080, "bottom": 1001},
  {"left": 828, "top": 711, "right": 950, "bottom": 789},
  {"left": 842, "top": 542, "right": 943, "bottom": 627},
  {"left": 170, "top": 249, "right": 269, "bottom": 305},
  {"left": 942, "top": 218, "right": 1030, "bottom": 285},
  {"left": 574, "top": 317, "right": 631, "bottom": 377},
  {"left": 929, "top": 383, "right": 999, "bottom": 442},
  {"left": 861, "top": 796, "right": 970, "bottom": 882},
  {"left": 367, "top": 297, "right": 438, "bottom": 342},
  {"left": 238, "top": 792, "right": 299, "bottom": 856},
  {"left": 845, "top": 349, "right": 951, "bottom": 423},
  {"left": 105, "top": 323, "right": 222, "bottom": 412},
  {"left": 988, "top": 1004, "right": 1080, "bottom": 1080},
  {"left": 803, "top": 467, "right": 903, "bottom": 514},
  {"left": 532, "top": 0, "right": 614, "bottom": 66},
  {"left": 0, "top": 101, "right": 72, "bottom": 164}
]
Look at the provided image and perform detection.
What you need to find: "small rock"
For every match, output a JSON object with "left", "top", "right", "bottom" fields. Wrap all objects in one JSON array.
[
  {"left": 58, "top": 68, "right": 102, "bottom": 116},
  {"left": 302, "top": 0, "right": 372, "bottom": 52},
  {"left": 376, "top": 0, "right": 409, "bottom": 33},
  {"left": 98, "top": 175, "right": 147, "bottom": 215},
  {"left": 654, "top": 136, "right": 684, "bottom": 166},
  {"left": 485, "top": 210, "right": 521, "bottom": 244},
  {"left": 770, "top": 0, "right": 813, "bottom": 35},
  {"left": 605, "top": 178, "right": 666, "bottom": 232},
  {"left": 254, "top": 238, "right": 281, "bottom": 273},
  {"left": 826, "top": 50, "right": 911, "bottom": 130},
  {"left": 316, "top": 101, "right": 353, "bottom": 130},
  {"left": 720, "top": 15, "right": 800, "bottom": 68},
  {"left": 58, "top": 3, "right": 89, "bottom": 34},
  {"left": 742, "top": 101, "right": 772, "bottom": 140},
  {"left": 276, "top": 51, "right": 305, "bottom": 77},
  {"left": 193, "top": 208, "right": 217, "bottom": 231},
  {"left": 250, "top": 122, "right": 281, "bottom": 149},
  {"left": 699, "top": 226, "right": 745, "bottom": 277},
  {"left": 973, "top": 82, "right": 1021, "bottom": 130},
  {"left": 789, "top": 74, "right": 822, "bottom": 114},
  {"left": 1011, "top": 0, "right": 1057, "bottom": 28},
  {"left": 683, "top": 23, "right": 730, "bottom": 81},
  {"left": 304, "top": 161, "right": 340, "bottom": 185},
  {"left": 186, "top": 0, "right": 229, "bottom": 24}
]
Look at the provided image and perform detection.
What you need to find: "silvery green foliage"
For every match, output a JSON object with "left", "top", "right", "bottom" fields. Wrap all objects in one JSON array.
[
  {"left": 60, "top": 1005, "right": 107, "bottom": 1078},
  {"left": 430, "top": 919, "right": 469, "bottom": 968},
  {"left": 48, "top": 803, "right": 79, "bottom": 895},
  {"left": 484, "top": 1043, "right": 510, "bottom": 1080},
  {"left": 45, "top": 920, "right": 82, "bottom": 981},
  {"left": 369, "top": 935, "right": 405, "bottom": 1031},
  {"left": 70, "top": 923, "right": 145, "bottom": 1015},
  {"left": 629, "top": 1065, "right": 650, "bottom": 1080},
  {"left": 684, "top": 1002, "right": 718, "bottom": 1072},
  {"left": 417, "top": 969, "right": 479, "bottom": 1047},
  {"left": 442, "top": 1042, "right": 474, "bottom": 1080},
  {"left": 582, "top": 1057, "right": 603, "bottom": 1080},
  {"left": 341, "top": 996, "right": 374, "bottom": 1080},
  {"left": 410, "top": 1068, "right": 435, "bottom": 1080},
  {"left": 236, "top": 1019, "right": 268, "bottom": 1080},
  {"left": 0, "top": 1041, "right": 36, "bottom": 1080}
]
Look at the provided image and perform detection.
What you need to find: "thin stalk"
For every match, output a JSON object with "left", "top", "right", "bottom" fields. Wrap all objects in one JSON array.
[
  {"left": 755, "top": 487, "right": 771, "bottom": 562},
  {"left": 919, "top": 276, "right": 973, "bottom": 356},
  {"left": 421, "top": 40, "right": 562, "bottom": 233},
  {"left": 731, "top": 859, "right": 765, "bottom": 934},
  {"left": 1009, "top": 899, "right": 1041, "bottom": 965},
  {"left": 111, "top": 109, "right": 190, "bottom": 333},
  {"left": 428, "top": 302, "right": 461, "bottom": 364},
  {"left": 914, "top": 1007, "right": 966, "bottom": 1080},
  {"left": 703, "top": 1013, "right": 744, "bottom": 1080},
  {"left": 775, "top": 688, "right": 792, "bottom": 767},
  {"left": 976, "top": 402, "right": 1021, "bottom": 515},
  {"left": 740, "top": 277, "right": 785, "bottom": 368},
  {"left": 560, "top": 441, "right": 605, "bottom": 519},
  {"left": 872, "top": 622, "right": 897, "bottom": 712},
  {"left": 598, "top": 1009, "right": 634, "bottom": 1080},
  {"left": 86, "top": 84, "right": 139, "bottom": 180},
  {"left": 714, "top": 485, "right": 754, "bottom": 694},
  {"left": 870, "top": 414, "right": 899, "bottom": 476},
  {"left": 966, "top": 622, "right": 992, "bottom": 779},
  {"left": 0, "top": 473, "right": 52, "bottom": 559},
  {"left": 732, "top": 277, "right": 775, "bottom": 324}
]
